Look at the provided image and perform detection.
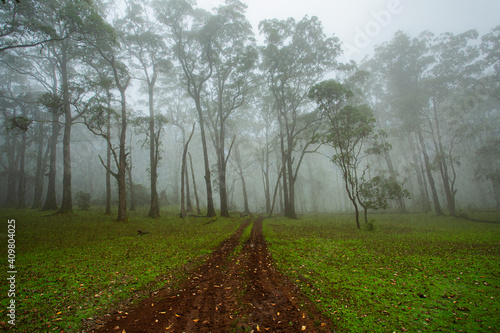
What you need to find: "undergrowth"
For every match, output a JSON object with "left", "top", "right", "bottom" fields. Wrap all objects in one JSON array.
[{"left": 264, "top": 213, "right": 500, "bottom": 332}]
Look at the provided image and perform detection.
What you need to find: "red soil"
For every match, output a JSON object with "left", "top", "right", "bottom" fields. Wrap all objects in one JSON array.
[{"left": 92, "top": 218, "right": 334, "bottom": 332}]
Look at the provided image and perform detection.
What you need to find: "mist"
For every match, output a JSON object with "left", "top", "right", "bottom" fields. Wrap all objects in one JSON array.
[{"left": 1, "top": 0, "right": 499, "bottom": 221}]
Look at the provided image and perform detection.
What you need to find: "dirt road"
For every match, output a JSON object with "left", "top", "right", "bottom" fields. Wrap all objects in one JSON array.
[{"left": 94, "top": 218, "right": 333, "bottom": 332}]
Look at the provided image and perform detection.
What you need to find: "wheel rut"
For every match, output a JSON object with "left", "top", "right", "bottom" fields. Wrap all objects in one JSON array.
[{"left": 94, "top": 218, "right": 333, "bottom": 332}]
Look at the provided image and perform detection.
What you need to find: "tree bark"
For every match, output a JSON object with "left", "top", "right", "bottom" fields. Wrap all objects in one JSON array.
[
  {"left": 57, "top": 50, "right": 73, "bottom": 214},
  {"left": 116, "top": 88, "right": 128, "bottom": 221},
  {"left": 189, "top": 152, "right": 201, "bottom": 215},
  {"left": 180, "top": 123, "right": 196, "bottom": 218},
  {"left": 127, "top": 149, "right": 135, "bottom": 212},
  {"left": 408, "top": 134, "right": 430, "bottom": 212},
  {"left": 147, "top": 82, "right": 160, "bottom": 218},
  {"left": 194, "top": 98, "right": 216, "bottom": 217},
  {"left": 417, "top": 130, "right": 443, "bottom": 215},
  {"left": 42, "top": 112, "right": 60, "bottom": 211},
  {"left": 16, "top": 128, "right": 27, "bottom": 209},
  {"left": 105, "top": 103, "right": 112, "bottom": 215},
  {"left": 383, "top": 150, "right": 406, "bottom": 213},
  {"left": 32, "top": 121, "right": 48, "bottom": 210}
]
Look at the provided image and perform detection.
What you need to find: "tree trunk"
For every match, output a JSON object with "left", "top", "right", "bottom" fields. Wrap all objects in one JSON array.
[
  {"left": 432, "top": 99, "right": 456, "bottom": 216},
  {"left": 105, "top": 106, "right": 112, "bottom": 215},
  {"left": 32, "top": 122, "right": 48, "bottom": 210},
  {"left": 185, "top": 161, "right": 193, "bottom": 213},
  {"left": 148, "top": 83, "right": 160, "bottom": 218},
  {"left": 180, "top": 123, "right": 195, "bottom": 218},
  {"left": 42, "top": 112, "right": 60, "bottom": 211},
  {"left": 16, "top": 129, "right": 27, "bottom": 209},
  {"left": 58, "top": 53, "right": 73, "bottom": 215},
  {"left": 417, "top": 130, "right": 443, "bottom": 215},
  {"left": 194, "top": 98, "right": 216, "bottom": 217},
  {"left": 127, "top": 138, "right": 135, "bottom": 212},
  {"left": 3, "top": 128, "right": 17, "bottom": 207},
  {"left": 116, "top": 90, "right": 128, "bottom": 221},
  {"left": 383, "top": 150, "right": 406, "bottom": 213},
  {"left": 189, "top": 152, "right": 201, "bottom": 215},
  {"left": 408, "top": 134, "right": 430, "bottom": 212}
]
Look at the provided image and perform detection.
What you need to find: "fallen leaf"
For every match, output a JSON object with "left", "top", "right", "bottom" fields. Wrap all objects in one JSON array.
[
  {"left": 302, "top": 326, "right": 306, "bottom": 330},
  {"left": 193, "top": 319, "right": 199, "bottom": 322}
]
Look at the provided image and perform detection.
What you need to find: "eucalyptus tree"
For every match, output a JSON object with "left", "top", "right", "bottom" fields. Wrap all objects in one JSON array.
[
  {"left": 87, "top": 37, "right": 132, "bottom": 221},
  {"left": 24, "top": 0, "right": 112, "bottom": 214},
  {"left": 154, "top": 0, "right": 219, "bottom": 217},
  {"left": 204, "top": 0, "right": 257, "bottom": 217},
  {"left": 117, "top": 0, "right": 172, "bottom": 218},
  {"left": 369, "top": 31, "right": 443, "bottom": 215},
  {"left": 0, "top": 0, "right": 67, "bottom": 53},
  {"left": 309, "top": 80, "right": 376, "bottom": 228},
  {"left": 477, "top": 26, "right": 500, "bottom": 208},
  {"left": 422, "top": 30, "right": 480, "bottom": 216},
  {"left": 259, "top": 16, "right": 341, "bottom": 218}
]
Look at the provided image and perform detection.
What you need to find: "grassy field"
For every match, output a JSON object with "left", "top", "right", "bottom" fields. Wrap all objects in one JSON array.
[
  {"left": 0, "top": 208, "right": 243, "bottom": 332},
  {"left": 264, "top": 213, "right": 500, "bottom": 332}
]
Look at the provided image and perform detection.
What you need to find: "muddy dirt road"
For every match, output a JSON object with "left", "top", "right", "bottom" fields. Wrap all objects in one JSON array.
[{"left": 94, "top": 218, "right": 334, "bottom": 332}]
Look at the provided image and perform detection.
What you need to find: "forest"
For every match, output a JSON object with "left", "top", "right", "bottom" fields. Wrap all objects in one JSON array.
[
  {"left": 0, "top": 0, "right": 499, "bottom": 332},
  {"left": 0, "top": 0, "right": 499, "bottom": 223}
]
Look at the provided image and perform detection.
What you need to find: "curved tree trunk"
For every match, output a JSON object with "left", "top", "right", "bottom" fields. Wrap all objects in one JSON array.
[{"left": 189, "top": 153, "right": 201, "bottom": 215}]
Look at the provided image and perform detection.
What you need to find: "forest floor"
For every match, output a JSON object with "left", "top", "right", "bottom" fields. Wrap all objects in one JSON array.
[{"left": 92, "top": 218, "right": 334, "bottom": 333}]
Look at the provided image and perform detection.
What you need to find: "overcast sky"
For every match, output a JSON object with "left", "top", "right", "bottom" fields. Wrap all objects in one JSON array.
[{"left": 196, "top": 0, "right": 500, "bottom": 62}]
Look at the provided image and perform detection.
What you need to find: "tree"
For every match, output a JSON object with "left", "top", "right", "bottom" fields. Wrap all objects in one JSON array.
[
  {"left": 309, "top": 79, "right": 376, "bottom": 228},
  {"left": 87, "top": 26, "right": 132, "bottom": 221},
  {"left": 205, "top": 0, "right": 257, "bottom": 217},
  {"left": 0, "top": 0, "right": 67, "bottom": 53},
  {"left": 180, "top": 123, "right": 195, "bottom": 218},
  {"left": 475, "top": 139, "right": 500, "bottom": 209},
  {"left": 155, "top": 0, "right": 217, "bottom": 217},
  {"left": 118, "top": 0, "right": 172, "bottom": 218},
  {"left": 359, "top": 174, "right": 410, "bottom": 222},
  {"left": 369, "top": 31, "right": 443, "bottom": 215},
  {"left": 259, "top": 15, "right": 341, "bottom": 218}
]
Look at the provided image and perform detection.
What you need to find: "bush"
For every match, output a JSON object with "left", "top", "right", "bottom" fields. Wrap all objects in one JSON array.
[
  {"left": 365, "top": 220, "right": 375, "bottom": 231},
  {"left": 75, "top": 191, "right": 91, "bottom": 211}
]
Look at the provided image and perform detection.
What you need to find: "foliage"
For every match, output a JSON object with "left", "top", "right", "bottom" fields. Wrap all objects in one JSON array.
[
  {"left": 359, "top": 175, "right": 410, "bottom": 211},
  {"left": 75, "top": 191, "right": 91, "bottom": 210},
  {"left": 265, "top": 214, "right": 500, "bottom": 332}
]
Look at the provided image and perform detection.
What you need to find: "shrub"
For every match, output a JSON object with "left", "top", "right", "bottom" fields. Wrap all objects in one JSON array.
[{"left": 75, "top": 191, "right": 91, "bottom": 211}]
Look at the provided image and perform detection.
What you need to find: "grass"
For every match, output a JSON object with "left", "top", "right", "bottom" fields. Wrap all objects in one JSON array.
[
  {"left": 0, "top": 207, "right": 243, "bottom": 332},
  {"left": 264, "top": 213, "right": 500, "bottom": 332}
]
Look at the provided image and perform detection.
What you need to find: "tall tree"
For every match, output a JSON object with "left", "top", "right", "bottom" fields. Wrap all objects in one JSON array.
[
  {"left": 118, "top": 0, "right": 172, "bottom": 218},
  {"left": 423, "top": 30, "right": 480, "bottom": 216},
  {"left": 259, "top": 16, "right": 341, "bottom": 218},
  {"left": 204, "top": 0, "right": 257, "bottom": 217},
  {"left": 370, "top": 31, "right": 443, "bottom": 215},
  {"left": 155, "top": 0, "right": 229, "bottom": 217},
  {"left": 309, "top": 80, "right": 376, "bottom": 228}
]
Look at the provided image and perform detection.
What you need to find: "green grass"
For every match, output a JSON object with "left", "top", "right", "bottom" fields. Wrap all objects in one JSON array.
[
  {"left": 0, "top": 207, "right": 243, "bottom": 332},
  {"left": 264, "top": 213, "right": 500, "bottom": 332}
]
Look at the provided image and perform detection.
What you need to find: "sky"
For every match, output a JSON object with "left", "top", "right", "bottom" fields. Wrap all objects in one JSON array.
[{"left": 196, "top": 0, "right": 500, "bottom": 62}]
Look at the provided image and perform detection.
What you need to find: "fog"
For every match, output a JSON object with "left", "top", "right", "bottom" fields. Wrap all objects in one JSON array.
[{"left": 1, "top": 0, "right": 499, "bottom": 222}]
